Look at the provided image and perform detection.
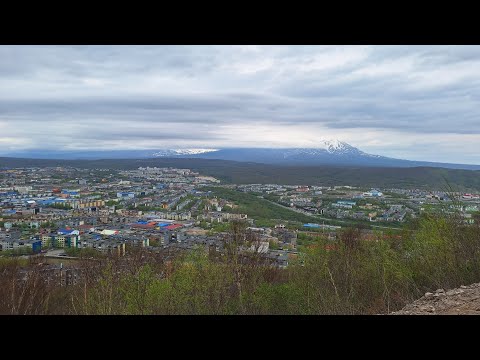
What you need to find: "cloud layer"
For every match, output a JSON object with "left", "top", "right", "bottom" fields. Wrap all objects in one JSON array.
[{"left": 0, "top": 45, "right": 479, "bottom": 164}]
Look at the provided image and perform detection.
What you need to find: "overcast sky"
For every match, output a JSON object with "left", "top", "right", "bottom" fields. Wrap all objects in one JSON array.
[{"left": 0, "top": 45, "right": 479, "bottom": 164}]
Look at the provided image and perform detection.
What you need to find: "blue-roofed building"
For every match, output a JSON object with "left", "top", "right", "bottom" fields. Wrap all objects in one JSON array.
[
  {"left": 0, "top": 191, "right": 18, "bottom": 197},
  {"left": 58, "top": 228, "right": 79, "bottom": 235},
  {"left": 363, "top": 189, "right": 383, "bottom": 197},
  {"left": 117, "top": 192, "right": 135, "bottom": 198},
  {"left": 332, "top": 200, "right": 356, "bottom": 209},
  {"left": 303, "top": 223, "right": 320, "bottom": 228},
  {"left": 61, "top": 189, "right": 80, "bottom": 197}
]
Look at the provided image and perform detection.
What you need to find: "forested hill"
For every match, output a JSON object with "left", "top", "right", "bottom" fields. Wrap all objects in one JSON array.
[{"left": 1, "top": 157, "right": 479, "bottom": 191}]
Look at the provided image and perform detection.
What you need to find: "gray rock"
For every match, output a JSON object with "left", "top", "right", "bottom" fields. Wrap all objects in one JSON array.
[
  {"left": 392, "top": 282, "right": 480, "bottom": 315},
  {"left": 446, "top": 289, "right": 464, "bottom": 296}
]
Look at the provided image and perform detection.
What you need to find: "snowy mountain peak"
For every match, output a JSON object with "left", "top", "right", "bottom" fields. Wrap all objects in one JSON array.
[
  {"left": 287, "top": 139, "right": 361, "bottom": 156},
  {"left": 148, "top": 141, "right": 389, "bottom": 165},
  {"left": 315, "top": 139, "right": 352, "bottom": 152}
]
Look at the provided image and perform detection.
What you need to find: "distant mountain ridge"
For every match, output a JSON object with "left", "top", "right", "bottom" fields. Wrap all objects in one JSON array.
[
  {"left": 1, "top": 139, "right": 479, "bottom": 170},
  {"left": 146, "top": 140, "right": 480, "bottom": 170},
  {"left": 1, "top": 157, "right": 480, "bottom": 191}
]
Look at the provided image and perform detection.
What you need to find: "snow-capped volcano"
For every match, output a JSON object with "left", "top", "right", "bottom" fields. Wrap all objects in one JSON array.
[
  {"left": 5, "top": 140, "right": 480, "bottom": 169},
  {"left": 151, "top": 140, "right": 360, "bottom": 158},
  {"left": 311, "top": 139, "right": 349, "bottom": 152},
  {"left": 297, "top": 139, "right": 382, "bottom": 158},
  {"left": 283, "top": 139, "right": 363, "bottom": 157},
  {"left": 147, "top": 140, "right": 389, "bottom": 166}
]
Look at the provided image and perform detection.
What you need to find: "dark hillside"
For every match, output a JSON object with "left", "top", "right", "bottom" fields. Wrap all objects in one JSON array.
[{"left": 1, "top": 157, "right": 479, "bottom": 191}]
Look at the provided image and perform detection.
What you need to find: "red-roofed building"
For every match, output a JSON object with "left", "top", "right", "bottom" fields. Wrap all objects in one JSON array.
[
  {"left": 164, "top": 224, "right": 182, "bottom": 231},
  {"left": 78, "top": 224, "right": 95, "bottom": 233},
  {"left": 131, "top": 223, "right": 156, "bottom": 229}
]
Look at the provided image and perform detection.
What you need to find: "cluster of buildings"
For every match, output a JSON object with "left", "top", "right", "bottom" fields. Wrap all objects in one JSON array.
[
  {"left": 238, "top": 183, "right": 479, "bottom": 225},
  {"left": 0, "top": 166, "right": 290, "bottom": 267},
  {"left": 1, "top": 165, "right": 479, "bottom": 270}
]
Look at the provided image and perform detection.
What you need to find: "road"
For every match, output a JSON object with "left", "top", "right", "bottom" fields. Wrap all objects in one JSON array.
[
  {"left": 258, "top": 196, "right": 320, "bottom": 220},
  {"left": 43, "top": 249, "right": 78, "bottom": 260},
  {"left": 45, "top": 249, "right": 66, "bottom": 256},
  {"left": 258, "top": 196, "right": 403, "bottom": 230}
]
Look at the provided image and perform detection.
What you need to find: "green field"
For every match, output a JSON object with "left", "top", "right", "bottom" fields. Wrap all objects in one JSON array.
[{"left": 203, "top": 186, "right": 316, "bottom": 227}]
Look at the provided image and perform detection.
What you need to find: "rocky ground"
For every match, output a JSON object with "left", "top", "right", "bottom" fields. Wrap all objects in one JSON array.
[{"left": 392, "top": 283, "right": 480, "bottom": 315}]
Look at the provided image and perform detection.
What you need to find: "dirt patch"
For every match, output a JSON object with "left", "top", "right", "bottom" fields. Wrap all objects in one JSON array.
[
  {"left": 392, "top": 283, "right": 480, "bottom": 315},
  {"left": 184, "top": 227, "right": 209, "bottom": 236}
]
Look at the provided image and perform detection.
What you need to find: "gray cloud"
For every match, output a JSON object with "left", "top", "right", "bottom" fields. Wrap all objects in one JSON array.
[{"left": 0, "top": 45, "right": 480, "bottom": 163}]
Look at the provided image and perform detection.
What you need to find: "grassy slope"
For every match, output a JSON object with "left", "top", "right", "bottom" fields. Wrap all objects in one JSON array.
[{"left": 203, "top": 186, "right": 315, "bottom": 226}]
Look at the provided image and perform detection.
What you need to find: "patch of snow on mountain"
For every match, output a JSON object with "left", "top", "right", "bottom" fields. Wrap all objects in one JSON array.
[
  {"left": 278, "top": 139, "right": 365, "bottom": 158},
  {"left": 152, "top": 149, "right": 219, "bottom": 157},
  {"left": 172, "top": 149, "right": 219, "bottom": 155}
]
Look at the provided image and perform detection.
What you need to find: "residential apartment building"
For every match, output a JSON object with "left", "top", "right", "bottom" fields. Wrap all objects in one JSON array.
[{"left": 40, "top": 234, "right": 80, "bottom": 248}]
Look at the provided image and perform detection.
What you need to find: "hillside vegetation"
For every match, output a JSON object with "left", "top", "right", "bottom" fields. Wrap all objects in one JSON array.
[
  {"left": 1, "top": 157, "right": 480, "bottom": 191},
  {"left": 2, "top": 212, "right": 480, "bottom": 314},
  {"left": 203, "top": 186, "right": 315, "bottom": 227}
]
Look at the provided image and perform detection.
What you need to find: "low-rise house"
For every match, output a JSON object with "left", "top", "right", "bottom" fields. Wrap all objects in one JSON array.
[
  {"left": 363, "top": 189, "right": 383, "bottom": 197},
  {"left": 78, "top": 237, "right": 126, "bottom": 256},
  {"left": 0, "top": 238, "right": 42, "bottom": 253},
  {"left": 117, "top": 192, "right": 135, "bottom": 199}
]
